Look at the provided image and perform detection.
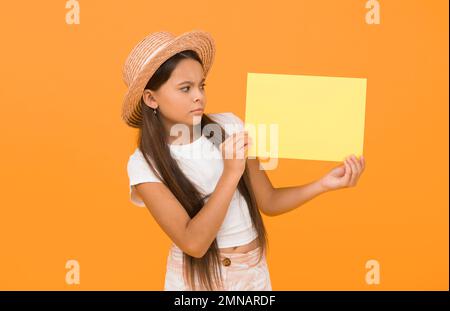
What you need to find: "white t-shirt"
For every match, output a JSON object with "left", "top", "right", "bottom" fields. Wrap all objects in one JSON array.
[{"left": 126, "top": 112, "right": 258, "bottom": 248}]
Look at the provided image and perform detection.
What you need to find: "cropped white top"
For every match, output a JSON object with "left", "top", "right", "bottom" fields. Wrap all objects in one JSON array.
[{"left": 126, "top": 112, "right": 258, "bottom": 248}]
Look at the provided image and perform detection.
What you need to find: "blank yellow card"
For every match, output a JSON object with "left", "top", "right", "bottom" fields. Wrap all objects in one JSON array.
[{"left": 244, "top": 72, "right": 367, "bottom": 162}]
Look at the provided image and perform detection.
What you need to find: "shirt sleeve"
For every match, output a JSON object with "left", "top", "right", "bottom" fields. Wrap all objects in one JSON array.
[
  {"left": 227, "top": 112, "right": 245, "bottom": 132},
  {"left": 127, "top": 150, "right": 163, "bottom": 207}
]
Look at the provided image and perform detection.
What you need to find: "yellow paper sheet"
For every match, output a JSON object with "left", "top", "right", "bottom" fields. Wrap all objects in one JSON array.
[{"left": 244, "top": 72, "right": 367, "bottom": 162}]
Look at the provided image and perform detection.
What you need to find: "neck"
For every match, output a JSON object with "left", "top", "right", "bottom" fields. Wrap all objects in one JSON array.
[{"left": 162, "top": 118, "right": 202, "bottom": 145}]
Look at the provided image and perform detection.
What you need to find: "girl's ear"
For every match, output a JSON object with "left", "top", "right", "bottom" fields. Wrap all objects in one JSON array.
[{"left": 142, "top": 90, "right": 158, "bottom": 109}]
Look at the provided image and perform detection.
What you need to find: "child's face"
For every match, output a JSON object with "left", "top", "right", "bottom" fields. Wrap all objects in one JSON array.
[{"left": 143, "top": 58, "right": 207, "bottom": 134}]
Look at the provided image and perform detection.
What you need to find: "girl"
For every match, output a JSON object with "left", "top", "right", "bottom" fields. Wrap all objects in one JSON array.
[{"left": 122, "top": 30, "right": 365, "bottom": 291}]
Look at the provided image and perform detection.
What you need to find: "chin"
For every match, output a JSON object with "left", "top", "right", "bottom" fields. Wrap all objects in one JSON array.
[{"left": 190, "top": 114, "right": 203, "bottom": 125}]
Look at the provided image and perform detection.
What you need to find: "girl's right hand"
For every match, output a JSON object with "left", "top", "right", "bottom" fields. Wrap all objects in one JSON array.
[{"left": 219, "top": 131, "right": 252, "bottom": 178}]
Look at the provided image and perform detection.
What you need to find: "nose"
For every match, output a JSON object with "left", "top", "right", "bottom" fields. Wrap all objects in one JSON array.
[{"left": 192, "top": 88, "right": 204, "bottom": 102}]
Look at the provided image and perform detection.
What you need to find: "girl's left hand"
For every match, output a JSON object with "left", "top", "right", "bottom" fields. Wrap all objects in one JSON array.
[{"left": 319, "top": 154, "right": 366, "bottom": 191}]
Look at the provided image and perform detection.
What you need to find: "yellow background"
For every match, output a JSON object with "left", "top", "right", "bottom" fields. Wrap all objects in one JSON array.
[{"left": 0, "top": 0, "right": 448, "bottom": 290}]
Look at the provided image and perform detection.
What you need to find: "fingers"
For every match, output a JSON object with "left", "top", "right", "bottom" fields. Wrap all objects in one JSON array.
[
  {"left": 345, "top": 154, "right": 365, "bottom": 186},
  {"left": 221, "top": 131, "right": 249, "bottom": 159},
  {"left": 226, "top": 131, "right": 248, "bottom": 144},
  {"left": 235, "top": 132, "right": 250, "bottom": 159},
  {"left": 234, "top": 131, "right": 250, "bottom": 147},
  {"left": 348, "top": 156, "right": 358, "bottom": 185},
  {"left": 344, "top": 158, "right": 352, "bottom": 186},
  {"left": 220, "top": 131, "right": 245, "bottom": 149},
  {"left": 352, "top": 155, "right": 362, "bottom": 173}
]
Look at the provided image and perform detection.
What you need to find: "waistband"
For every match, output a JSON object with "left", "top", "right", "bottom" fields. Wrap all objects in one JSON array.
[{"left": 168, "top": 244, "right": 265, "bottom": 264}]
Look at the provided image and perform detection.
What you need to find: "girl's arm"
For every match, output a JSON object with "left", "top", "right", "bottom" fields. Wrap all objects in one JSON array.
[
  {"left": 135, "top": 171, "right": 240, "bottom": 258},
  {"left": 135, "top": 131, "right": 249, "bottom": 258},
  {"left": 262, "top": 181, "right": 326, "bottom": 216},
  {"left": 185, "top": 171, "right": 242, "bottom": 256},
  {"left": 186, "top": 131, "right": 250, "bottom": 257},
  {"left": 247, "top": 155, "right": 365, "bottom": 216}
]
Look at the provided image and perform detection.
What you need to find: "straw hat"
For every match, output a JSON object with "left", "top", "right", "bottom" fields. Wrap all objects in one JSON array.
[{"left": 121, "top": 30, "right": 216, "bottom": 128}]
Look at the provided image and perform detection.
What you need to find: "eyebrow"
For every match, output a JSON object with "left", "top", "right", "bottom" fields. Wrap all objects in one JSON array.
[{"left": 177, "top": 78, "right": 206, "bottom": 86}]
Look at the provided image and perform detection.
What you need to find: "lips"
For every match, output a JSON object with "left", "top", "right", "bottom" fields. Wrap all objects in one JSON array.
[{"left": 190, "top": 108, "right": 204, "bottom": 112}]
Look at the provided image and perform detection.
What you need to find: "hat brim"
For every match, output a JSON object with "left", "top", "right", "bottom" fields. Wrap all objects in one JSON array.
[{"left": 121, "top": 30, "right": 216, "bottom": 128}]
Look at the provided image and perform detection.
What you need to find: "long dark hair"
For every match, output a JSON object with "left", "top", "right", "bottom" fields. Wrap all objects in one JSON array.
[{"left": 136, "top": 50, "right": 268, "bottom": 290}]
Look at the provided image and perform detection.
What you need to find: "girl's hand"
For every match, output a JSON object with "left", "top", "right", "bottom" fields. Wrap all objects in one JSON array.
[
  {"left": 319, "top": 154, "right": 366, "bottom": 191},
  {"left": 220, "top": 130, "right": 252, "bottom": 178}
]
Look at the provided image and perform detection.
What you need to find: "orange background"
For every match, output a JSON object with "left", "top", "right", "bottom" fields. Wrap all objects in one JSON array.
[{"left": 0, "top": 0, "right": 448, "bottom": 290}]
